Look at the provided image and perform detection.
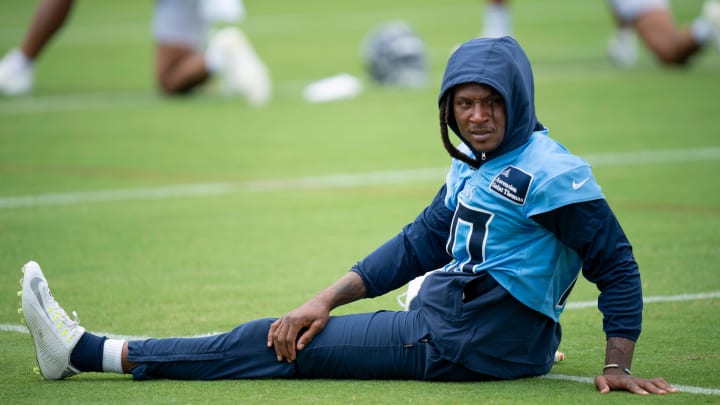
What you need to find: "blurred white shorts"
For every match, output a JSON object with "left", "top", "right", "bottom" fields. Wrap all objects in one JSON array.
[
  {"left": 153, "top": 0, "right": 245, "bottom": 50},
  {"left": 608, "top": 0, "right": 669, "bottom": 23},
  {"left": 153, "top": 0, "right": 206, "bottom": 50}
]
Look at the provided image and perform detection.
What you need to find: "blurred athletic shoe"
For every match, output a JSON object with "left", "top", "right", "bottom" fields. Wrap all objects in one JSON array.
[
  {"left": 0, "top": 48, "right": 34, "bottom": 96},
  {"left": 20, "top": 261, "right": 86, "bottom": 380},
  {"left": 607, "top": 27, "right": 638, "bottom": 67},
  {"left": 207, "top": 27, "right": 271, "bottom": 106}
]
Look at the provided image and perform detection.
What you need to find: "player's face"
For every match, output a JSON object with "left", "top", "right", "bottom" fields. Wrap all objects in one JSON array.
[{"left": 453, "top": 83, "right": 506, "bottom": 154}]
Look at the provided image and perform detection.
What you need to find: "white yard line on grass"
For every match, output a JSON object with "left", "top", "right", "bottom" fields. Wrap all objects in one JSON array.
[
  {"left": 3, "top": 289, "right": 719, "bottom": 394},
  {"left": 0, "top": 167, "right": 447, "bottom": 209},
  {"left": 4, "top": 290, "right": 718, "bottom": 339},
  {"left": 1, "top": 147, "right": 720, "bottom": 209},
  {"left": 566, "top": 290, "right": 720, "bottom": 309},
  {"left": 542, "top": 374, "right": 720, "bottom": 396},
  {"left": 0, "top": 90, "right": 158, "bottom": 115}
]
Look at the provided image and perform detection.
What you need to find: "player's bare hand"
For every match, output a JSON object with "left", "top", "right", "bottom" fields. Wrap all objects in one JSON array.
[
  {"left": 595, "top": 374, "right": 678, "bottom": 395},
  {"left": 267, "top": 298, "right": 330, "bottom": 363}
]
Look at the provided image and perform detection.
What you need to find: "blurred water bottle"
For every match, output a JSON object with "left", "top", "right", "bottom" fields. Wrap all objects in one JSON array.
[{"left": 303, "top": 73, "right": 363, "bottom": 103}]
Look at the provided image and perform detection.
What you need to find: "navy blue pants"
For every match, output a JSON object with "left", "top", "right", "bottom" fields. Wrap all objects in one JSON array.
[
  {"left": 127, "top": 273, "right": 559, "bottom": 381},
  {"left": 128, "top": 310, "right": 487, "bottom": 381}
]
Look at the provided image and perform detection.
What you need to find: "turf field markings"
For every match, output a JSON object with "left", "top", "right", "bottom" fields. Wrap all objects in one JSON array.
[
  {"left": 0, "top": 81, "right": 303, "bottom": 115},
  {"left": 0, "top": 168, "right": 448, "bottom": 208},
  {"left": 1, "top": 147, "right": 719, "bottom": 209},
  {"left": 566, "top": 290, "right": 720, "bottom": 309},
  {"left": 584, "top": 147, "right": 720, "bottom": 166},
  {"left": 4, "top": 290, "right": 717, "bottom": 336},
  {"left": 1, "top": 324, "right": 29, "bottom": 334},
  {"left": 3, "top": 290, "right": 718, "bottom": 393},
  {"left": 0, "top": 90, "right": 159, "bottom": 115},
  {"left": 542, "top": 374, "right": 720, "bottom": 396}
]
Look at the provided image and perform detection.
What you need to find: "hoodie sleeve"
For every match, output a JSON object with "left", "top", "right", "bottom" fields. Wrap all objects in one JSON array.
[
  {"left": 532, "top": 199, "right": 643, "bottom": 341},
  {"left": 350, "top": 185, "right": 454, "bottom": 298}
]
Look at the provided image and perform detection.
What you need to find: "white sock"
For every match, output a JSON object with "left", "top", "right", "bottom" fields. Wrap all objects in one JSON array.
[
  {"left": 483, "top": 3, "right": 512, "bottom": 38},
  {"left": 691, "top": 16, "right": 712, "bottom": 44},
  {"left": 2, "top": 48, "right": 32, "bottom": 71},
  {"left": 204, "top": 37, "right": 224, "bottom": 75},
  {"left": 102, "top": 339, "right": 126, "bottom": 374}
]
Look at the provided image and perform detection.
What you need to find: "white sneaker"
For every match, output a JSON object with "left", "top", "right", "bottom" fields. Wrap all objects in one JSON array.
[
  {"left": 207, "top": 27, "right": 272, "bottom": 106},
  {"left": 608, "top": 27, "right": 638, "bottom": 67},
  {"left": 0, "top": 48, "right": 34, "bottom": 96},
  {"left": 703, "top": 0, "right": 720, "bottom": 51},
  {"left": 396, "top": 270, "right": 441, "bottom": 310},
  {"left": 20, "top": 261, "right": 85, "bottom": 380}
]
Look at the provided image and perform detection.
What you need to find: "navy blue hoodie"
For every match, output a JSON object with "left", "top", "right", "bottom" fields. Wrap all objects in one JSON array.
[
  {"left": 351, "top": 37, "right": 643, "bottom": 378},
  {"left": 440, "top": 36, "right": 544, "bottom": 166}
]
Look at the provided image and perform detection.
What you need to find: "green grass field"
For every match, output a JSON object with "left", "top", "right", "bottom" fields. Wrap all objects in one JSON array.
[{"left": 1, "top": 0, "right": 719, "bottom": 403}]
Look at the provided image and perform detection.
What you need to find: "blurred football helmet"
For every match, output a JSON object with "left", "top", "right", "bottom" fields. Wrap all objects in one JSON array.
[{"left": 362, "top": 21, "right": 429, "bottom": 88}]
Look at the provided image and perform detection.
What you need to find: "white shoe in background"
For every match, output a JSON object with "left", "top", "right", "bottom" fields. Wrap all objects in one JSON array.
[
  {"left": 207, "top": 27, "right": 272, "bottom": 106},
  {"left": 607, "top": 27, "right": 638, "bottom": 68},
  {"left": 0, "top": 48, "right": 34, "bottom": 96}
]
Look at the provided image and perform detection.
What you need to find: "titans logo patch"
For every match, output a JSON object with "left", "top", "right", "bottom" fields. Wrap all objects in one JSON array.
[{"left": 489, "top": 165, "right": 533, "bottom": 205}]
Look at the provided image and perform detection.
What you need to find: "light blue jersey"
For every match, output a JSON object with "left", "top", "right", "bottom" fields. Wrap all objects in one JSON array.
[
  {"left": 443, "top": 129, "right": 603, "bottom": 321},
  {"left": 353, "top": 37, "right": 642, "bottom": 377}
]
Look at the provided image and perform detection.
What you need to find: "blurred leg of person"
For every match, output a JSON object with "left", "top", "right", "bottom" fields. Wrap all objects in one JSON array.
[
  {"left": 153, "top": 0, "right": 210, "bottom": 95},
  {"left": 0, "top": 0, "right": 75, "bottom": 96},
  {"left": 482, "top": 0, "right": 511, "bottom": 38},
  {"left": 607, "top": 0, "right": 720, "bottom": 66},
  {"left": 634, "top": 8, "right": 701, "bottom": 65},
  {"left": 153, "top": 0, "right": 271, "bottom": 105}
]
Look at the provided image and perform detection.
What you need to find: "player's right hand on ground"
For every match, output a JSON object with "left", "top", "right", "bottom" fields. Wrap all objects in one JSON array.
[
  {"left": 267, "top": 298, "right": 331, "bottom": 363},
  {"left": 595, "top": 374, "right": 677, "bottom": 395}
]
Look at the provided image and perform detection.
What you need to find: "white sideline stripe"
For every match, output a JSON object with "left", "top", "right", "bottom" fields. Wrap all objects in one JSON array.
[
  {"left": 585, "top": 147, "right": 720, "bottom": 166},
  {"left": 0, "top": 77, "right": 313, "bottom": 115},
  {"left": 0, "top": 81, "right": 307, "bottom": 115},
  {"left": 2, "top": 147, "right": 720, "bottom": 210},
  {"left": 4, "top": 290, "right": 717, "bottom": 338},
  {"left": 1, "top": 324, "right": 29, "bottom": 334},
  {"left": 2, "top": 290, "right": 718, "bottom": 394},
  {"left": 0, "top": 91, "right": 159, "bottom": 115},
  {"left": 2, "top": 330, "right": 719, "bottom": 396},
  {"left": 566, "top": 291, "right": 720, "bottom": 310},
  {"left": 0, "top": 167, "right": 446, "bottom": 209},
  {"left": 542, "top": 374, "right": 720, "bottom": 396}
]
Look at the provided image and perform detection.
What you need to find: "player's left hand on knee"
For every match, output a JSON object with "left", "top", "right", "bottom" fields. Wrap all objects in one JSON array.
[{"left": 267, "top": 298, "right": 331, "bottom": 363}]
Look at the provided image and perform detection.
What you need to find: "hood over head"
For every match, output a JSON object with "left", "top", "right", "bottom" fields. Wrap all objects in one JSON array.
[{"left": 438, "top": 36, "right": 543, "bottom": 167}]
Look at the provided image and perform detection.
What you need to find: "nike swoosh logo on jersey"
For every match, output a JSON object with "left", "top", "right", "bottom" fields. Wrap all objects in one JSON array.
[{"left": 572, "top": 177, "right": 590, "bottom": 190}]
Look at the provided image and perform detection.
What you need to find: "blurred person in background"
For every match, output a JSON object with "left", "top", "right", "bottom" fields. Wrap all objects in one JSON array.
[
  {"left": 481, "top": 0, "right": 512, "bottom": 38},
  {"left": 0, "top": 0, "right": 271, "bottom": 105},
  {"left": 480, "top": 0, "right": 720, "bottom": 66},
  {"left": 607, "top": 0, "right": 720, "bottom": 67}
]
